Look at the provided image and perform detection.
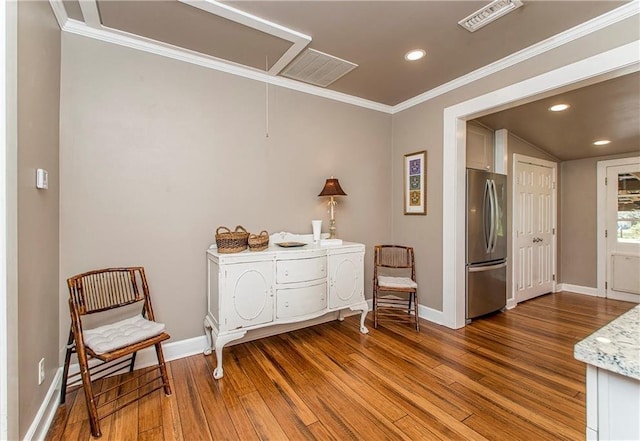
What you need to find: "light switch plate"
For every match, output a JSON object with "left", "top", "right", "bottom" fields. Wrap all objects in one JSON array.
[{"left": 36, "top": 169, "right": 48, "bottom": 189}]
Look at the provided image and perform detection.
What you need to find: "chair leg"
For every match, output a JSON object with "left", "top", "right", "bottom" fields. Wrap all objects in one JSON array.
[
  {"left": 155, "top": 343, "right": 172, "bottom": 396},
  {"left": 129, "top": 351, "right": 137, "bottom": 373},
  {"left": 413, "top": 293, "right": 420, "bottom": 332},
  {"left": 373, "top": 287, "right": 378, "bottom": 329},
  {"left": 60, "top": 329, "right": 74, "bottom": 405},
  {"left": 77, "top": 351, "right": 101, "bottom": 437}
]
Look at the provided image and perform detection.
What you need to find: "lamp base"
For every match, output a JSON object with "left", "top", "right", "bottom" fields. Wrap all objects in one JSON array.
[{"left": 329, "top": 218, "right": 337, "bottom": 239}]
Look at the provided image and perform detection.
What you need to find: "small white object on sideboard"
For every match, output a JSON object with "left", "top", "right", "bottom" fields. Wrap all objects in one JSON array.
[{"left": 204, "top": 232, "right": 369, "bottom": 379}]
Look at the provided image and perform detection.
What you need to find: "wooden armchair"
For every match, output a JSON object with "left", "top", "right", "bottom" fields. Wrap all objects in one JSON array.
[{"left": 61, "top": 267, "right": 171, "bottom": 438}]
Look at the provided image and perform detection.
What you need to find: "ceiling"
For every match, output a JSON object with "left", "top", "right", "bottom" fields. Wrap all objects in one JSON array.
[
  {"left": 54, "top": 0, "right": 639, "bottom": 160},
  {"left": 475, "top": 71, "right": 640, "bottom": 161}
]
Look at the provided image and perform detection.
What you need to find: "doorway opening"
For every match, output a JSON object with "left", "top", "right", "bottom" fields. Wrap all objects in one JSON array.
[
  {"left": 441, "top": 42, "right": 639, "bottom": 329},
  {"left": 597, "top": 156, "right": 640, "bottom": 303}
]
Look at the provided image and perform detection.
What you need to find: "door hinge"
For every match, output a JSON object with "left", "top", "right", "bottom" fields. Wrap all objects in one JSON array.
[
  {"left": 605, "top": 281, "right": 608, "bottom": 289},
  {"left": 552, "top": 274, "right": 555, "bottom": 281},
  {"left": 605, "top": 230, "right": 608, "bottom": 238},
  {"left": 552, "top": 182, "right": 556, "bottom": 190},
  {"left": 605, "top": 177, "right": 608, "bottom": 185},
  {"left": 552, "top": 228, "right": 555, "bottom": 235}
]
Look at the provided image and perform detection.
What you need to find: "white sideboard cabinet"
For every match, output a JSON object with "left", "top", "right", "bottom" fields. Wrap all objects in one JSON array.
[{"left": 204, "top": 232, "right": 368, "bottom": 379}]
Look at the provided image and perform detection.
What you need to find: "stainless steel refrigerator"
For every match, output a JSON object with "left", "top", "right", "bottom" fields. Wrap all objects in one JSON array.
[{"left": 466, "top": 169, "right": 507, "bottom": 321}]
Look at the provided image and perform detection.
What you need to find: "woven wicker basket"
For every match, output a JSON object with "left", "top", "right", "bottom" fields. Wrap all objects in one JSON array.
[
  {"left": 248, "top": 231, "right": 269, "bottom": 252},
  {"left": 215, "top": 225, "right": 249, "bottom": 253}
]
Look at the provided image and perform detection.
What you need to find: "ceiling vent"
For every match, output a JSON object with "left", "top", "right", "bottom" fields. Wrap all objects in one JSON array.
[
  {"left": 458, "top": 0, "right": 523, "bottom": 32},
  {"left": 280, "top": 48, "right": 358, "bottom": 87}
]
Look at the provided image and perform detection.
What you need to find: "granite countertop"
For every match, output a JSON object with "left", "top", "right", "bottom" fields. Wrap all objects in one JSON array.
[{"left": 574, "top": 304, "right": 640, "bottom": 380}]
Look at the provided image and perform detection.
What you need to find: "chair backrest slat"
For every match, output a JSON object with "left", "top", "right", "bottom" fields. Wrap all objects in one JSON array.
[
  {"left": 67, "top": 267, "right": 149, "bottom": 315},
  {"left": 376, "top": 245, "right": 413, "bottom": 269}
]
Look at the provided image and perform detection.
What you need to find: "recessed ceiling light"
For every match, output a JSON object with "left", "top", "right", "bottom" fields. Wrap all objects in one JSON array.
[
  {"left": 405, "top": 49, "right": 426, "bottom": 61},
  {"left": 593, "top": 139, "right": 611, "bottom": 146},
  {"left": 548, "top": 104, "right": 570, "bottom": 112}
]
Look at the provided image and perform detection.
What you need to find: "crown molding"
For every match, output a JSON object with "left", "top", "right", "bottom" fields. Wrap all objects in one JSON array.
[
  {"left": 391, "top": 1, "right": 640, "bottom": 114},
  {"left": 50, "top": 0, "right": 637, "bottom": 115}
]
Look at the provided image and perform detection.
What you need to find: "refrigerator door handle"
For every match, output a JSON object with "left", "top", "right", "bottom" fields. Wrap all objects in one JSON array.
[
  {"left": 487, "top": 179, "right": 496, "bottom": 254},
  {"left": 468, "top": 261, "right": 507, "bottom": 272},
  {"left": 491, "top": 179, "right": 499, "bottom": 253},
  {"left": 483, "top": 179, "right": 491, "bottom": 251}
]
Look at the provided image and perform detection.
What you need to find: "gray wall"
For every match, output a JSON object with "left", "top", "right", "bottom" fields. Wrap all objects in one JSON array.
[
  {"left": 391, "top": 16, "right": 639, "bottom": 311},
  {"left": 17, "top": 1, "right": 60, "bottom": 437},
  {"left": 560, "top": 152, "right": 640, "bottom": 287},
  {"left": 59, "top": 34, "right": 392, "bottom": 345}
]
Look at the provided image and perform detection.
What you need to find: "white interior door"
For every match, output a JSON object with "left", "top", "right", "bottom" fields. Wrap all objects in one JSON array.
[
  {"left": 605, "top": 161, "right": 640, "bottom": 302},
  {"left": 513, "top": 155, "right": 556, "bottom": 303}
]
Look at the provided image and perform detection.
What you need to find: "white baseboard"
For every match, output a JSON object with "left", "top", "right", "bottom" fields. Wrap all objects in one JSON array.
[
  {"left": 23, "top": 369, "right": 62, "bottom": 441},
  {"left": 134, "top": 334, "right": 208, "bottom": 369},
  {"left": 417, "top": 303, "right": 444, "bottom": 325},
  {"left": 557, "top": 283, "right": 602, "bottom": 297},
  {"left": 366, "top": 298, "right": 444, "bottom": 325}
]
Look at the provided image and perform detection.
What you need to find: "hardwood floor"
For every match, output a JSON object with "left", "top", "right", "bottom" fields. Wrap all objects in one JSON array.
[{"left": 46, "top": 292, "right": 635, "bottom": 440}]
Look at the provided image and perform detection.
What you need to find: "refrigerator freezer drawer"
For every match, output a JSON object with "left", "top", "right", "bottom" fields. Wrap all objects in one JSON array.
[{"left": 466, "top": 261, "right": 507, "bottom": 320}]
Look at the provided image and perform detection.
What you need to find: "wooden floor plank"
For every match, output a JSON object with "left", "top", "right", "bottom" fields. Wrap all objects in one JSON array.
[
  {"left": 46, "top": 292, "right": 636, "bottom": 441},
  {"left": 241, "top": 343, "right": 319, "bottom": 431},
  {"left": 108, "top": 372, "right": 140, "bottom": 441},
  {"left": 207, "top": 355, "right": 260, "bottom": 441},
  {"left": 137, "top": 368, "right": 164, "bottom": 435},
  {"left": 171, "top": 357, "right": 212, "bottom": 441},
  {"left": 239, "top": 390, "right": 290, "bottom": 440},
  {"left": 187, "top": 354, "right": 240, "bottom": 440}
]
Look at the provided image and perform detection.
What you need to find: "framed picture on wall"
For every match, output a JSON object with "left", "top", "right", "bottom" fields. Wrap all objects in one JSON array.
[{"left": 404, "top": 150, "right": 427, "bottom": 215}]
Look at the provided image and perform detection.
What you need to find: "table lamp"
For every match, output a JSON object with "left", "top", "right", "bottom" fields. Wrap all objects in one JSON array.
[{"left": 318, "top": 177, "right": 347, "bottom": 239}]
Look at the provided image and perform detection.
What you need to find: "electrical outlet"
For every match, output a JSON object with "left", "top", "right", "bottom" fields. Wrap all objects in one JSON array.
[{"left": 38, "top": 358, "right": 45, "bottom": 385}]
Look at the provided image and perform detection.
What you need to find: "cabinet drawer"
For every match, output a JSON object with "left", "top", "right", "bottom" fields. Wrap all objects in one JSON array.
[
  {"left": 277, "top": 282, "right": 327, "bottom": 319},
  {"left": 276, "top": 257, "right": 327, "bottom": 284}
]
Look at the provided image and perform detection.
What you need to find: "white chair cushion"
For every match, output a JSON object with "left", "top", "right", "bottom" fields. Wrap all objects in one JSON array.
[
  {"left": 378, "top": 276, "right": 417, "bottom": 289},
  {"left": 83, "top": 314, "right": 165, "bottom": 355}
]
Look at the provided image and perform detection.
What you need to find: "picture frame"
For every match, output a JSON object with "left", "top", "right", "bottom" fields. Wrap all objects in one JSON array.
[{"left": 404, "top": 150, "right": 427, "bottom": 215}]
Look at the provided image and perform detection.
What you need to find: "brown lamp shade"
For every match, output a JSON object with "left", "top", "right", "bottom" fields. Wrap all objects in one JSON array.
[{"left": 318, "top": 178, "right": 347, "bottom": 197}]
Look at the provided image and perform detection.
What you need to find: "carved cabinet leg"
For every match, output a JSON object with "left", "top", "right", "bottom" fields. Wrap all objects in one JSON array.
[
  {"left": 349, "top": 301, "right": 370, "bottom": 334},
  {"left": 212, "top": 331, "right": 246, "bottom": 380},
  {"left": 203, "top": 317, "right": 214, "bottom": 356}
]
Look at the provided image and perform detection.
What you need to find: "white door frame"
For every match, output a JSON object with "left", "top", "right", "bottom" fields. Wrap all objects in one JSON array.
[
  {"left": 442, "top": 41, "right": 640, "bottom": 329},
  {"left": 511, "top": 154, "right": 558, "bottom": 304},
  {"left": 1, "top": 0, "right": 18, "bottom": 439},
  {"left": 596, "top": 156, "right": 640, "bottom": 298}
]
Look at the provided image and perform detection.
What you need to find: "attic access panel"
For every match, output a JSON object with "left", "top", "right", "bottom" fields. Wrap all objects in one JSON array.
[{"left": 97, "top": 0, "right": 294, "bottom": 71}]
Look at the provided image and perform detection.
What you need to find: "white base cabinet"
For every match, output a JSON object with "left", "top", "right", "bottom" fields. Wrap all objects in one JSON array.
[
  {"left": 586, "top": 365, "right": 640, "bottom": 440},
  {"left": 204, "top": 233, "right": 368, "bottom": 379}
]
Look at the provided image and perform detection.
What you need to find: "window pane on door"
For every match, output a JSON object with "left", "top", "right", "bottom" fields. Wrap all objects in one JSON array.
[{"left": 618, "top": 172, "right": 640, "bottom": 243}]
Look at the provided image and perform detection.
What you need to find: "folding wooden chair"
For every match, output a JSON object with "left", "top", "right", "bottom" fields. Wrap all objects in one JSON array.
[
  {"left": 61, "top": 267, "right": 171, "bottom": 437},
  {"left": 373, "top": 245, "right": 420, "bottom": 331}
]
